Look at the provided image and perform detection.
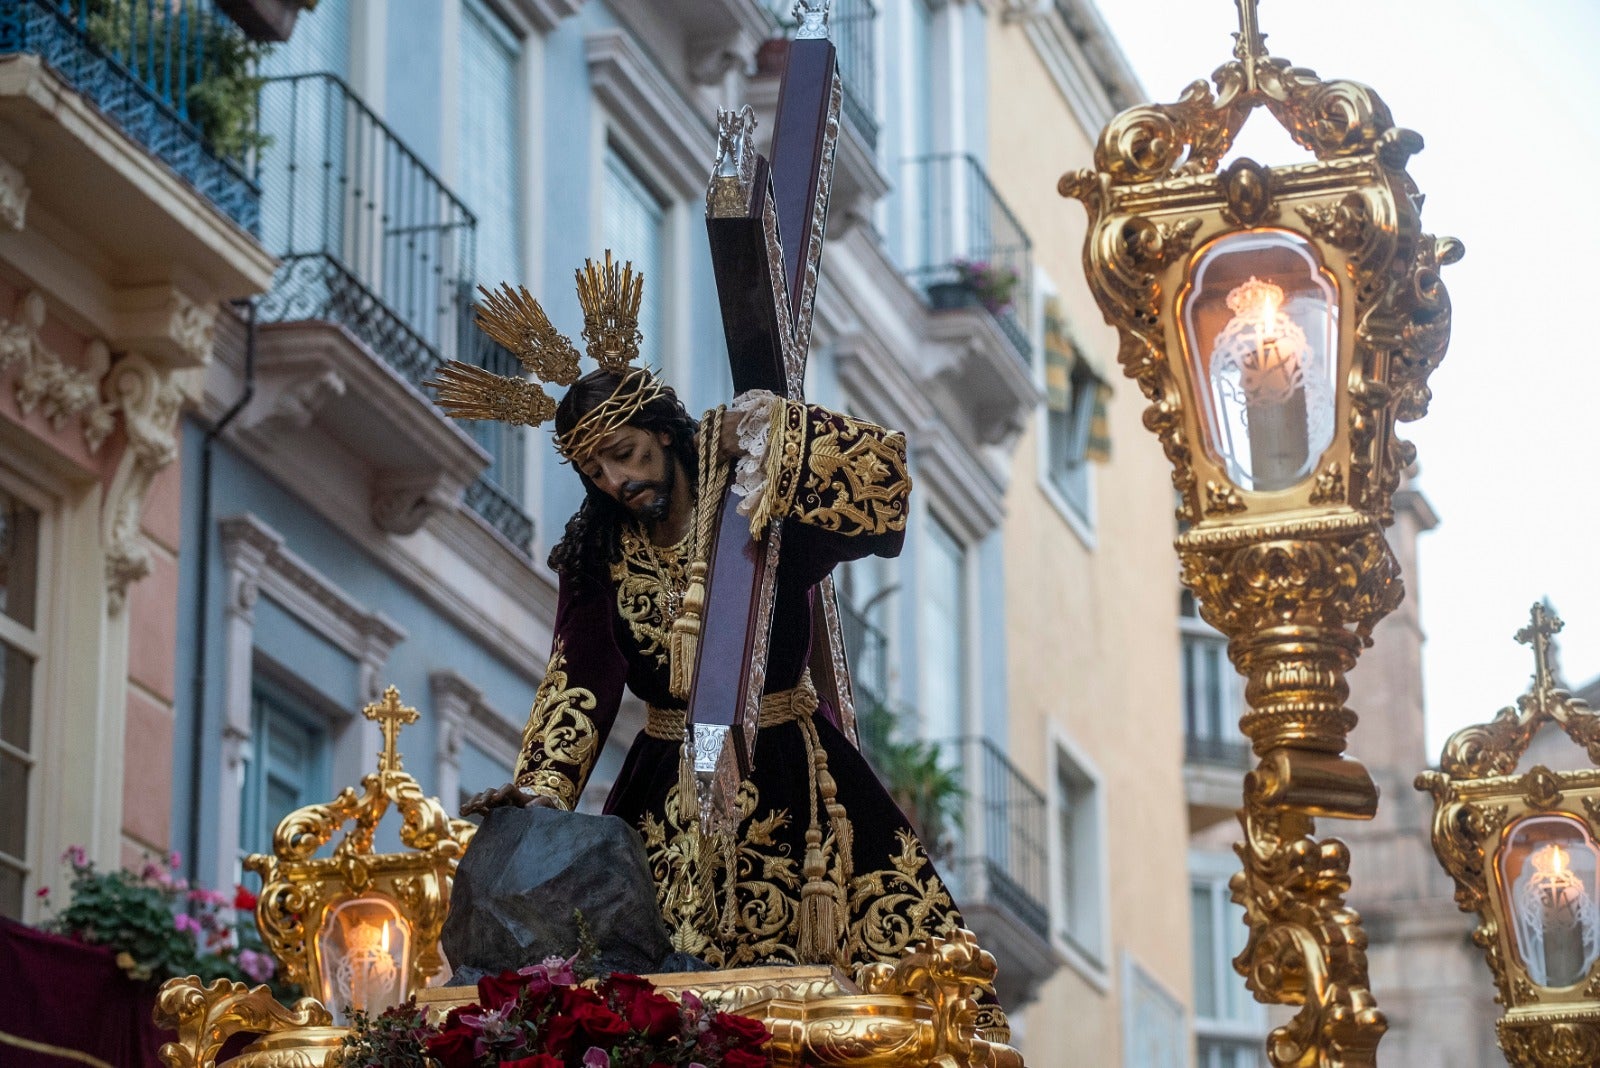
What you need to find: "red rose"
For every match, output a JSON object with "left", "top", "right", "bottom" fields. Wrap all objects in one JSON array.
[
  {"left": 479, "top": 970, "right": 531, "bottom": 1011},
  {"left": 232, "top": 886, "right": 258, "bottom": 911},
  {"left": 711, "top": 1011, "right": 771, "bottom": 1047},
  {"left": 560, "top": 985, "right": 605, "bottom": 1013},
  {"left": 722, "top": 1048, "right": 770, "bottom": 1068},
  {"left": 425, "top": 1012, "right": 478, "bottom": 1068},
  {"left": 541, "top": 1012, "right": 580, "bottom": 1056},
  {"left": 500, "top": 1056, "right": 562, "bottom": 1068},
  {"left": 572, "top": 1000, "right": 630, "bottom": 1043},
  {"left": 626, "top": 990, "right": 681, "bottom": 1039}
]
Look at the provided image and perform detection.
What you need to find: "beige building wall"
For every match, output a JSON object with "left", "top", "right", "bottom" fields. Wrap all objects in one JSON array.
[{"left": 985, "top": 7, "right": 1194, "bottom": 1063}]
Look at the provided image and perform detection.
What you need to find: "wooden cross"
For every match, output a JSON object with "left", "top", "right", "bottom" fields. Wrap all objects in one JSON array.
[
  {"left": 364, "top": 685, "right": 420, "bottom": 774},
  {"left": 685, "top": 1, "right": 859, "bottom": 832}
]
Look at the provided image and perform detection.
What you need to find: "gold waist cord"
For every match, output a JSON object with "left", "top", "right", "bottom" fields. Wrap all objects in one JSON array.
[{"left": 648, "top": 670, "right": 853, "bottom": 967}]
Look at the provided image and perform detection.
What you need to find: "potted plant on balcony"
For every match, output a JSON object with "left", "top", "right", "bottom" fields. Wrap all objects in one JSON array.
[
  {"left": 858, "top": 703, "right": 964, "bottom": 862},
  {"left": 948, "top": 259, "right": 1020, "bottom": 316}
]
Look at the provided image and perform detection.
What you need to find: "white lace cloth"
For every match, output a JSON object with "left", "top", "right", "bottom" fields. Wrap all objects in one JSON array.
[{"left": 728, "top": 389, "right": 782, "bottom": 519}]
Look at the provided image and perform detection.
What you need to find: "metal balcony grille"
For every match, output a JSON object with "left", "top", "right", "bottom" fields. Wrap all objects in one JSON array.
[
  {"left": 902, "top": 153, "right": 1033, "bottom": 362},
  {"left": 943, "top": 735, "right": 1050, "bottom": 940},
  {"left": 254, "top": 72, "right": 533, "bottom": 553},
  {"left": 0, "top": 0, "right": 260, "bottom": 230},
  {"left": 254, "top": 72, "right": 475, "bottom": 386},
  {"left": 838, "top": 599, "right": 888, "bottom": 713},
  {"left": 833, "top": 0, "right": 877, "bottom": 148}
]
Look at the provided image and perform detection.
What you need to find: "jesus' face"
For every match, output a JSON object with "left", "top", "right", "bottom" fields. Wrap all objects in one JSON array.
[{"left": 579, "top": 425, "right": 679, "bottom": 525}]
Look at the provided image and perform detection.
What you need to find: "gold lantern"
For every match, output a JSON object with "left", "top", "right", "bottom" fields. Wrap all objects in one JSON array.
[
  {"left": 1419, "top": 605, "right": 1600, "bottom": 1066},
  {"left": 1059, "top": 1, "right": 1459, "bottom": 1064},
  {"left": 244, "top": 686, "right": 475, "bottom": 1023}
]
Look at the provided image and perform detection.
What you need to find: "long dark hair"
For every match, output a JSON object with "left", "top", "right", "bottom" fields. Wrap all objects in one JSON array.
[{"left": 547, "top": 369, "right": 699, "bottom": 581}]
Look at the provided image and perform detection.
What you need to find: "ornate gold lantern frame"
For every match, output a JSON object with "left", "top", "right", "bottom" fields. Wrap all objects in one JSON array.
[
  {"left": 1420, "top": 606, "right": 1600, "bottom": 1067},
  {"left": 1060, "top": 3, "right": 1459, "bottom": 1065},
  {"left": 243, "top": 687, "right": 476, "bottom": 1014}
]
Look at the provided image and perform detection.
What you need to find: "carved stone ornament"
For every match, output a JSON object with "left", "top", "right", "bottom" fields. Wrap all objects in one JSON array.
[
  {"left": 243, "top": 687, "right": 476, "bottom": 997},
  {"left": 0, "top": 291, "right": 116, "bottom": 450},
  {"left": 0, "top": 155, "right": 27, "bottom": 231},
  {"left": 1417, "top": 604, "right": 1600, "bottom": 1067},
  {"left": 102, "top": 354, "right": 187, "bottom": 614}
]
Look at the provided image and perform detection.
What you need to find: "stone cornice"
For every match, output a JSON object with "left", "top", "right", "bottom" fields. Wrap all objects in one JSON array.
[{"left": 585, "top": 28, "right": 716, "bottom": 198}]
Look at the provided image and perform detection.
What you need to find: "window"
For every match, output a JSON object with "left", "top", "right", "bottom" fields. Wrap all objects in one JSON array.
[
  {"left": 0, "top": 490, "right": 41, "bottom": 919},
  {"left": 1122, "top": 955, "right": 1188, "bottom": 1068},
  {"left": 238, "top": 680, "right": 330, "bottom": 869},
  {"left": 457, "top": 739, "right": 513, "bottom": 823},
  {"left": 1042, "top": 297, "right": 1108, "bottom": 520},
  {"left": 459, "top": 0, "right": 524, "bottom": 289},
  {"left": 1181, "top": 590, "right": 1247, "bottom": 766},
  {"left": 918, "top": 517, "right": 966, "bottom": 747},
  {"left": 260, "top": 0, "right": 349, "bottom": 78},
  {"left": 1053, "top": 742, "right": 1104, "bottom": 966},
  {"left": 602, "top": 147, "right": 666, "bottom": 371},
  {"left": 1192, "top": 856, "right": 1268, "bottom": 1067}
]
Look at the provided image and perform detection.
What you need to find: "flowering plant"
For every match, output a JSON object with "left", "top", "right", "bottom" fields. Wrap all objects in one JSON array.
[
  {"left": 951, "top": 259, "right": 1021, "bottom": 315},
  {"left": 42, "top": 847, "right": 297, "bottom": 1002},
  {"left": 341, "top": 956, "right": 772, "bottom": 1068}
]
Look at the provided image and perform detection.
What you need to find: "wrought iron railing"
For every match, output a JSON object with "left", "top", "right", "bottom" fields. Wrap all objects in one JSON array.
[
  {"left": 0, "top": 0, "right": 260, "bottom": 230},
  {"left": 254, "top": 72, "right": 476, "bottom": 390},
  {"left": 833, "top": 0, "right": 877, "bottom": 148},
  {"left": 838, "top": 599, "right": 888, "bottom": 713},
  {"left": 902, "top": 153, "right": 1033, "bottom": 362},
  {"left": 254, "top": 72, "right": 534, "bottom": 553},
  {"left": 1182, "top": 626, "right": 1249, "bottom": 767},
  {"left": 942, "top": 735, "right": 1050, "bottom": 940},
  {"left": 457, "top": 301, "right": 532, "bottom": 553}
]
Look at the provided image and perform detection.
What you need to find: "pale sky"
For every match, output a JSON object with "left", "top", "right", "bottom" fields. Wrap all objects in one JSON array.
[{"left": 1089, "top": 0, "right": 1600, "bottom": 757}]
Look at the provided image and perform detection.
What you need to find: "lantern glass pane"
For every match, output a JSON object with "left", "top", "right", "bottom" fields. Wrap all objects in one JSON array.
[
  {"left": 1497, "top": 814, "right": 1600, "bottom": 989},
  {"left": 1179, "top": 229, "right": 1339, "bottom": 492},
  {"left": 315, "top": 896, "right": 413, "bottom": 1023}
]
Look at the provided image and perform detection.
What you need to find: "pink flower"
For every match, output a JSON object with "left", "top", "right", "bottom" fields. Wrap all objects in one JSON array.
[
  {"left": 60, "top": 845, "right": 88, "bottom": 869},
  {"left": 237, "top": 949, "right": 276, "bottom": 983},
  {"left": 173, "top": 913, "right": 203, "bottom": 937},
  {"left": 34, "top": 886, "right": 48, "bottom": 899},
  {"left": 167, "top": 850, "right": 182, "bottom": 870},
  {"left": 582, "top": 1048, "right": 611, "bottom": 1068}
]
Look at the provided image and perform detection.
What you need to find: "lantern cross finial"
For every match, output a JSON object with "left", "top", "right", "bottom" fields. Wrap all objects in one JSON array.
[
  {"left": 364, "top": 685, "right": 419, "bottom": 773},
  {"left": 1517, "top": 600, "right": 1565, "bottom": 707},
  {"left": 1232, "top": 0, "right": 1268, "bottom": 74}
]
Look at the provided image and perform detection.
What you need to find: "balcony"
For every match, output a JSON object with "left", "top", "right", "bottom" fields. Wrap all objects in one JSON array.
[
  {"left": 940, "top": 735, "right": 1059, "bottom": 1008},
  {"left": 0, "top": 0, "right": 260, "bottom": 231},
  {"left": 902, "top": 153, "right": 1032, "bottom": 363},
  {"left": 1182, "top": 623, "right": 1251, "bottom": 831},
  {"left": 250, "top": 72, "right": 532, "bottom": 553},
  {"left": 838, "top": 599, "right": 888, "bottom": 714}
]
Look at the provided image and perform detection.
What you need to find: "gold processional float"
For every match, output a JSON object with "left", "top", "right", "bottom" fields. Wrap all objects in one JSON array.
[
  {"left": 1420, "top": 605, "right": 1600, "bottom": 1068},
  {"left": 1059, "top": 0, "right": 1457, "bottom": 1065},
  {"left": 152, "top": 688, "right": 1023, "bottom": 1068}
]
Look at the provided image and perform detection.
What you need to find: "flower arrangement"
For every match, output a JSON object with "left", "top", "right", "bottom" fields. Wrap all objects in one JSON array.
[
  {"left": 41, "top": 847, "right": 298, "bottom": 1003},
  {"left": 951, "top": 259, "right": 1021, "bottom": 316},
  {"left": 341, "top": 955, "right": 773, "bottom": 1068}
]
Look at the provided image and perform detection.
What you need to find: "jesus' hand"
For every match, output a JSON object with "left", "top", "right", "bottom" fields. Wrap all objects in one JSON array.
[{"left": 460, "top": 781, "right": 560, "bottom": 818}]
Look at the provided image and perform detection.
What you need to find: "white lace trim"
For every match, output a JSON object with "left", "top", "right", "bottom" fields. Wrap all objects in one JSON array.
[{"left": 729, "top": 389, "right": 781, "bottom": 516}]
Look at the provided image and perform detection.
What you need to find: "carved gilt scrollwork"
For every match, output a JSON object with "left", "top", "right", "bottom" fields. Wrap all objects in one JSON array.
[
  {"left": 1231, "top": 801, "right": 1385, "bottom": 1068},
  {"left": 154, "top": 976, "right": 336, "bottom": 1068}
]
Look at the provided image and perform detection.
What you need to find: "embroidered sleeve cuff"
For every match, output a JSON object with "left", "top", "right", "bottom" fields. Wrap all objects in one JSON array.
[
  {"left": 513, "top": 639, "right": 601, "bottom": 812},
  {"left": 732, "top": 392, "right": 805, "bottom": 539}
]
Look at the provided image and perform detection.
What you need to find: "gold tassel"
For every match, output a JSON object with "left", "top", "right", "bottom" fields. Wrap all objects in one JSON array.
[
  {"left": 677, "top": 745, "right": 698, "bottom": 827},
  {"left": 668, "top": 561, "right": 707, "bottom": 701},
  {"left": 797, "top": 826, "right": 840, "bottom": 966}
]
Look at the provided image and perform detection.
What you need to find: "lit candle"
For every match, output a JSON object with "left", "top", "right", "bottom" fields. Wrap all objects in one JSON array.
[
  {"left": 338, "top": 916, "right": 399, "bottom": 1013},
  {"left": 1212, "top": 277, "right": 1312, "bottom": 491},
  {"left": 1524, "top": 844, "right": 1590, "bottom": 986}
]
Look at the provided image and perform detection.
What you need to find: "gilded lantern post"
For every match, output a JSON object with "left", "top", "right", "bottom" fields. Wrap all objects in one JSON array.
[
  {"left": 1419, "top": 605, "right": 1600, "bottom": 1067},
  {"left": 1059, "top": 1, "right": 1459, "bottom": 1064}
]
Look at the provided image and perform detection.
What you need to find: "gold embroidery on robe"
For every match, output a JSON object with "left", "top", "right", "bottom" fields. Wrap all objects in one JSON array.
[
  {"left": 514, "top": 638, "right": 601, "bottom": 810},
  {"left": 845, "top": 828, "right": 961, "bottom": 963},
  {"left": 611, "top": 525, "right": 688, "bottom": 668},
  {"left": 794, "top": 412, "right": 911, "bottom": 537},
  {"left": 639, "top": 782, "right": 804, "bottom": 968}
]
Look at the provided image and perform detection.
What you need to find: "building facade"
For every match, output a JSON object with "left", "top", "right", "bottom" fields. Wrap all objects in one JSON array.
[
  {"left": 0, "top": 0, "right": 276, "bottom": 916},
  {"left": 986, "top": 2, "right": 1197, "bottom": 1063}
]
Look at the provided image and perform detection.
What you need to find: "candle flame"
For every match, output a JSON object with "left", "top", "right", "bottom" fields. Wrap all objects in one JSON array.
[{"left": 1533, "top": 842, "right": 1574, "bottom": 877}]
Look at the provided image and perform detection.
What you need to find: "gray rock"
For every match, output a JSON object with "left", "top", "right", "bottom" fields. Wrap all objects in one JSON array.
[{"left": 442, "top": 805, "right": 710, "bottom": 983}]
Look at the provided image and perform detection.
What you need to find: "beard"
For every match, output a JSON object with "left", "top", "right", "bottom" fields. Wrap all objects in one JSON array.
[{"left": 620, "top": 448, "right": 677, "bottom": 526}]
